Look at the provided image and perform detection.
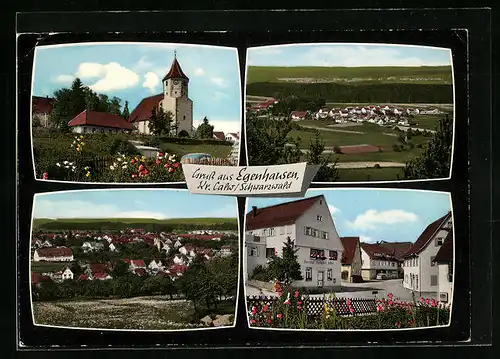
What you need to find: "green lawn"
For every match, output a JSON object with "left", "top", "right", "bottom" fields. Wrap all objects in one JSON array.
[
  {"left": 31, "top": 261, "right": 72, "bottom": 273},
  {"left": 34, "top": 217, "right": 238, "bottom": 227},
  {"left": 159, "top": 142, "right": 233, "bottom": 158},
  {"left": 338, "top": 167, "right": 405, "bottom": 182},
  {"left": 413, "top": 114, "right": 445, "bottom": 130}
]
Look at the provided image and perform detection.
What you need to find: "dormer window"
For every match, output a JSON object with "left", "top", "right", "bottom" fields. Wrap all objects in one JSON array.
[{"left": 435, "top": 237, "right": 444, "bottom": 246}]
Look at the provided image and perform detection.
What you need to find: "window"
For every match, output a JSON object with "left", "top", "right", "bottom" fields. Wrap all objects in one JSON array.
[
  {"left": 329, "top": 250, "right": 338, "bottom": 260},
  {"left": 92, "top": 128, "right": 97, "bottom": 133},
  {"left": 305, "top": 268, "right": 312, "bottom": 281},
  {"left": 448, "top": 263, "right": 453, "bottom": 282},
  {"left": 304, "top": 226, "right": 311, "bottom": 236},
  {"left": 262, "top": 229, "right": 267, "bottom": 236},
  {"left": 435, "top": 237, "right": 444, "bottom": 246},
  {"left": 266, "top": 248, "right": 275, "bottom": 258},
  {"left": 310, "top": 248, "right": 325, "bottom": 259},
  {"left": 321, "top": 231, "right": 328, "bottom": 240},
  {"left": 392, "top": 262, "right": 395, "bottom": 267},
  {"left": 268, "top": 228, "right": 275, "bottom": 236},
  {"left": 319, "top": 200, "right": 323, "bottom": 205},
  {"left": 286, "top": 225, "right": 292, "bottom": 234},
  {"left": 311, "top": 229, "right": 319, "bottom": 238},
  {"left": 248, "top": 246, "right": 259, "bottom": 257},
  {"left": 327, "top": 269, "right": 333, "bottom": 281},
  {"left": 430, "top": 275, "right": 438, "bottom": 286},
  {"left": 317, "top": 215, "right": 323, "bottom": 222},
  {"left": 253, "top": 236, "right": 261, "bottom": 243},
  {"left": 279, "top": 226, "right": 285, "bottom": 235},
  {"left": 431, "top": 256, "right": 436, "bottom": 266}
]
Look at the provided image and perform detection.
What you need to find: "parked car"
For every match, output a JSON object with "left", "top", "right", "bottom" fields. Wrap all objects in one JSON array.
[{"left": 376, "top": 273, "right": 388, "bottom": 280}]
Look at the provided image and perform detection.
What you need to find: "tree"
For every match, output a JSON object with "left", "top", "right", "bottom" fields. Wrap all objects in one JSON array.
[
  {"left": 148, "top": 105, "right": 173, "bottom": 136},
  {"left": 267, "top": 236, "right": 303, "bottom": 286},
  {"left": 111, "top": 260, "right": 130, "bottom": 278},
  {"left": 69, "top": 262, "right": 83, "bottom": 278},
  {"left": 305, "top": 130, "right": 340, "bottom": 182},
  {"left": 402, "top": 115, "right": 453, "bottom": 180},
  {"left": 196, "top": 117, "right": 214, "bottom": 139},
  {"left": 109, "top": 96, "right": 122, "bottom": 115},
  {"left": 122, "top": 101, "right": 130, "bottom": 120}
]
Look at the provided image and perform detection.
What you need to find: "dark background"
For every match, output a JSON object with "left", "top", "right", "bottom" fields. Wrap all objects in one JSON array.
[{"left": 6, "top": 6, "right": 493, "bottom": 357}]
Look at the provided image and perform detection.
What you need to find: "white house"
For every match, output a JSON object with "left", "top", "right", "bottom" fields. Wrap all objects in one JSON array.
[
  {"left": 360, "top": 243, "right": 399, "bottom": 280},
  {"left": 245, "top": 234, "right": 267, "bottom": 279},
  {"left": 290, "top": 111, "right": 308, "bottom": 121},
  {"left": 402, "top": 212, "right": 453, "bottom": 296},
  {"left": 220, "top": 245, "right": 233, "bottom": 257},
  {"left": 179, "top": 245, "right": 196, "bottom": 257},
  {"left": 109, "top": 243, "right": 117, "bottom": 252},
  {"left": 33, "top": 247, "right": 74, "bottom": 262},
  {"left": 433, "top": 228, "right": 454, "bottom": 304},
  {"left": 225, "top": 132, "right": 240, "bottom": 144},
  {"left": 148, "top": 260, "right": 164, "bottom": 272},
  {"left": 245, "top": 195, "right": 344, "bottom": 289},
  {"left": 173, "top": 254, "right": 187, "bottom": 265},
  {"left": 62, "top": 268, "right": 74, "bottom": 280}
]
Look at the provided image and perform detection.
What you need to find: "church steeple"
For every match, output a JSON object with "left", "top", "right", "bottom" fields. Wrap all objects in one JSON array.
[{"left": 163, "top": 51, "right": 189, "bottom": 81}]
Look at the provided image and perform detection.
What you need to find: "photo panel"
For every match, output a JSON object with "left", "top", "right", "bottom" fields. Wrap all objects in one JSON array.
[
  {"left": 244, "top": 43, "right": 455, "bottom": 184},
  {"left": 30, "top": 42, "right": 242, "bottom": 184},
  {"left": 243, "top": 189, "right": 456, "bottom": 331},
  {"left": 28, "top": 189, "right": 240, "bottom": 332}
]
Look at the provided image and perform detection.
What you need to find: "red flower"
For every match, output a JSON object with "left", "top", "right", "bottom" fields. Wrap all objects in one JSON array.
[
  {"left": 262, "top": 304, "right": 269, "bottom": 312},
  {"left": 250, "top": 319, "right": 256, "bottom": 324},
  {"left": 132, "top": 173, "right": 138, "bottom": 178},
  {"left": 165, "top": 163, "right": 171, "bottom": 168},
  {"left": 409, "top": 319, "right": 415, "bottom": 326},
  {"left": 431, "top": 299, "right": 437, "bottom": 307},
  {"left": 277, "top": 290, "right": 283, "bottom": 297},
  {"left": 277, "top": 313, "right": 283, "bottom": 319},
  {"left": 347, "top": 299, "right": 352, "bottom": 306},
  {"left": 251, "top": 306, "right": 257, "bottom": 315},
  {"left": 349, "top": 307, "right": 355, "bottom": 314},
  {"left": 43, "top": 172, "right": 49, "bottom": 180},
  {"left": 388, "top": 293, "right": 393, "bottom": 299},
  {"left": 267, "top": 319, "right": 272, "bottom": 324},
  {"left": 131, "top": 159, "right": 136, "bottom": 164},
  {"left": 158, "top": 152, "right": 165, "bottom": 157},
  {"left": 395, "top": 322, "right": 401, "bottom": 328},
  {"left": 139, "top": 164, "right": 145, "bottom": 171},
  {"left": 168, "top": 167, "right": 174, "bottom": 173},
  {"left": 297, "top": 301, "right": 302, "bottom": 305},
  {"left": 174, "top": 162, "right": 180, "bottom": 168},
  {"left": 294, "top": 290, "right": 299, "bottom": 298},
  {"left": 156, "top": 159, "right": 161, "bottom": 164},
  {"left": 425, "top": 298, "right": 430, "bottom": 305}
]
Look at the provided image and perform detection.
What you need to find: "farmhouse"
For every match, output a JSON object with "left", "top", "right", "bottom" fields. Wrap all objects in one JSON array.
[
  {"left": 360, "top": 243, "right": 399, "bottom": 280},
  {"left": 433, "top": 227, "right": 454, "bottom": 304},
  {"left": 402, "top": 212, "right": 453, "bottom": 296},
  {"left": 245, "top": 195, "right": 344, "bottom": 289},
  {"left": 127, "top": 53, "right": 193, "bottom": 136},
  {"left": 31, "top": 272, "right": 51, "bottom": 286},
  {"left": 339, "top": 237, "right": 363, "bottom": 283},
  {"left": 290, "top": 111, "right": 308, "bottom": 120},
  {"left": 33, "top": 247, "right": 74, "bottom": 262},
  {"left": 244, "top": 233, "right": 267, "bottom": 279},
  {"left": 32, "top": 96, "right": 55, "bottom": 127},
  {"left": 213, "top": 131, "right": 225, "bottom": 141},
  {"left": 68, "top": 110, "right": 135, "bottom": 133},
  {"left": 225, "top": 133, "right": 240, "bottom": 144}
]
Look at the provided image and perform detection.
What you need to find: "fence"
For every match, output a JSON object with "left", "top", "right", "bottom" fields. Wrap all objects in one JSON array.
[
  {"left": 48, "top": 154, "right": 111, "bottom": 181},
  {"left": 246, "top": 295, "right": 377, "bottom": 317},
  {"left": 181, "top": 157, "right": 236, "bottom": 166}
]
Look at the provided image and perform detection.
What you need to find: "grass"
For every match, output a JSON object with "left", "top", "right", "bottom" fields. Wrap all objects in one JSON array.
[
  {"left": 413, "top": 114, "right": 446, "bottom": 130},
  {"left": 31, "top": 261, "right": 72, "bottom": 273},
  {"left": 337, "top": 167, "right": 406, "bottom": 182},
  {"left": 246, "top": 66, "right": 453, "bottom": 84}
]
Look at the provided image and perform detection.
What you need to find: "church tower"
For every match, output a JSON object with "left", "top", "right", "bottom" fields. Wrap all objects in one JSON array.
[{"left": 159, "top": 51, "right": 194, "bottom": 136}]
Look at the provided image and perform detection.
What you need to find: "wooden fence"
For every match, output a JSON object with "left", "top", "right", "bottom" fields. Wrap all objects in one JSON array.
[{"left": 246, "top": 295, "right": 377, "bottom": 317}]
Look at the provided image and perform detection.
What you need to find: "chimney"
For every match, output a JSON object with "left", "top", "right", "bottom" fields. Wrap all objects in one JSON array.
[{"left": 252, "top": 206, "right": 257, "bottom": 217}]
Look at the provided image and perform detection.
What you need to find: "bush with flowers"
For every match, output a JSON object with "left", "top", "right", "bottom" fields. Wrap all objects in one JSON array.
[{"left": 248, "top": 291, "right": 451, "bottom": 330}]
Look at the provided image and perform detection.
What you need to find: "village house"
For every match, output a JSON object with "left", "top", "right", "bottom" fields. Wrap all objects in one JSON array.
[
  {"left": 377, "top": 241, "right": 413, "bottom": 278},
  {"left": 360, "top": 243, "right": 399, "bottom": 280},
  {"left": 148, "top": 259, "right": 165, "bottom": 273},
  {"left": 402, "top": 212, "right": 453, "bottom": 296},
  {"left": 81, "top": 241, "right": 105, "bottom": 253},
  {"left": 290, "top": 111, "right": 309, "bottom": 121},
  {"left": 245, "top": 195, "right": 344, "bottom": 289},
  {"left": 33, "top": 247, "right": 74, "bottom": 262},
  {"left": 128, "top": 259, "right": 146, "bottom": 272},
  {"left": 179, "top": 245, "right": 197, "bottom": 257},
  {"left": 213, "top": 131, "right": 225, "bottom": 141},
  {"left": 93, "top": 272, "right": 112, "bottom": 280},
  {"left": 173, "top": 254, "right": 187, "bottom": 266},
  {"left": 127, "top": 53, "right": 194, "bottom": 136},
  {"left": 68, "top": 109, "right": 135, "bottom": 133},
  {"left": 339, "top": 237, "right": 363, "bottom": 283},
  {"left": 31, "top": 272, "right": 51, "bottom": 287},
  {"left": 433, "top": 227, "right": 454, "bottom": 304},
  {"left": 225, "top": 132, "right": 240, "bottom": 144},
  {"left": 32, "top": 96, "right": 55, "bottom": 127},
  {"left": 220, "top": 245, "right": 233, "bottom": 257},
  {"left": 244, "top": 233, "right": 267, "bottom": 280},
  {"left": 61, "top": 267, "right": 74, "bottom": 280}
]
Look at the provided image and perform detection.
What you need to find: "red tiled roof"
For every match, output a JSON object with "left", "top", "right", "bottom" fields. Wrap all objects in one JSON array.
[
  {"left": 378, "top": 241, "right": 413, "bottom": 261},
  {"left": 434, "top": 228, "right": 454, "bottom": 262},
  {"left": 32, "top": 96, "right": 54, "bottom": 114},
  {"left": 360, "top": 243, "right": 397, "bottom": 260},
  {"left": 340, "top": 237, "right": 360, "bottom": 265},
  {"left": 156, "top": 271, "right": 169, "bottom": 277},
  {"left": 163, "top": 56, "right": 189, "bottom": 81},
  {"left": 93, "top": 272, "right": 110, "bottom": 279},
  {"left": 246, "top": 195, "right": 323, "bottom": 231},
  {"left": 213, "top": 131, "right": 225, "bottom": 140},
  {"left": 169, "top": 264, "right": 188, "bottom": 273},
  {"left": 68, "top": 110, "right": 134, "bottom": 130},
  {"left": 291, "top": 111, "right": 308, "bottom": 118},
  {"left": 90, "top": 263, "right": 107, "bottom": 275},
  {"left": 134, "top": 268, "right": 148, "bottom": 276},
  {"left": 128, "top": 94, "right": 163, "bottom": 123},
  {"left": 78, "top": 274, "right": 89, "bottom": 280},
  {"left": 31, "top": 272, "right": 51, "bottom": 284},
  {"left": 403, "top": 212, "right": 452, "bottom": 258},
  {"left": 35, "top": 246, "right": 73, "bottom": 258},
  {"left": 130, "top": 259, "right": 146, "bottom": 268}
]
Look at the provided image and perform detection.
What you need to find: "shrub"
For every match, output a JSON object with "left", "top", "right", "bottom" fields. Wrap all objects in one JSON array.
[
  {"left": 250, "top": 265, "right": 273, "bottom": 282},
  {"left": 392, "top": 144, "right": 401, "bottom": 152}
]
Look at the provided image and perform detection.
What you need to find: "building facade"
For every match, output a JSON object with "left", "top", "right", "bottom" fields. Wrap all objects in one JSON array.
[
  {"left": 360, "top": 243, "right": 399, "bottom": 280},
  {"left": 245, "top": 195, "right": 344, "bottom": 289},
  {"left": 340, "top": 237, "right": 363, "bottom": 282},
  {"left": 434, "top": 228, "right": 454, "bottom": 304}
]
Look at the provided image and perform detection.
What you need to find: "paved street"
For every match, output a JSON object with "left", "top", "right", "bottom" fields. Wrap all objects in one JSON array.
[{"left": 245, "top": 279, "right": 438, "bottom": 302}]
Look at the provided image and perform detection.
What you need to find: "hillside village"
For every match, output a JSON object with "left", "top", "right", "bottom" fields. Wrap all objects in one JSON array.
[
  {"left": 31, "top": 227, "right": 238, "bottom": 287},
  {"left": 245, "top": 195, "right": 454, "bottom": 305}
]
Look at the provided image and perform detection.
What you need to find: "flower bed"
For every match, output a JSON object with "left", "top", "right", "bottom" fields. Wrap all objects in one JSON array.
[{"left": 247, "top": 290, "right": 451, "bottom": 330}]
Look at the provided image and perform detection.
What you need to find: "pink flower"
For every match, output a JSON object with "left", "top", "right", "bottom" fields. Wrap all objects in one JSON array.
[
  {"left": 377, "top": 305, "right": 385, "bottom": 312},
  {"left": 284, "top": 299, "right": 291, "bottom": 305},
  {"left": 174, "top": 162, "right": 180, "bottom": 168},
  {"left": 165, "top": 163, "right": 171, "bottom": 168},
  {"left": 168, "top": 167, "right": 174, "bottom": 173},
  {"left": 431, "top": 299, "right": 437, "bottom": 307},
  {"left": 277, "top": 290, "right": 283, "bottom": 297},
  {"left": 349, "top": 307, "right": 355, "bottom": 314},
  {"left": 294, "top": 290, "right": 299, "bottom": 298},
  {"left": 388, "top": 293, "right": 393, "bottom": 299},
  {"left": 43, "top": 172, "right": 49, "bottom": 180},
  {"left": 395, "top": 322, "right": 401, "bottom": 328},
  {"left": 262, "top": 304, "right": 269, "bottom": 312},
  {"left": 297, "top": 305, "right": 303, "bottom": 310},
  {"left": 250, "top": 319, "right": 256, "bottom": 324},
  {"left": 277, "top": 313, "right": 283, "bottom": 319},
  {"left": 347, "top": 299, "right": 352, "bottom": 306},
  {"left": 388, "top": 300, "right": 393, "bottom": 306},
  {"left": 156, "top": 159, "right": 161, "bottom": 164},
  {"left": 267, "top": 319, "right": 272, "bottom": 324},
  {"left": 131, "top": 173, "right": 138, "bottom": 178},
  {"left": 158, "top": 152, "right": 165, "bottom": 158},
  {"left": 297, "top": 301, "right": 303, "bottom": 305},
  {"left": 131, "top": 159, "right": 136, "bottom": 164},
  {"left": 425, "top": 298, "right": 430, "bottom": 305},
  {"left": 420, "top": 297, "right": 425, "bottom": 302}
]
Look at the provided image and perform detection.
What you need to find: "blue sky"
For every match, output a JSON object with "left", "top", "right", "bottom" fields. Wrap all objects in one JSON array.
[
  {"left": 246, "top": 189, "right": 452, "bottom": 244},
  {"left": 33, "top": 190, "right": 238, "bottom": 219},
  {"left": 247, "top": 44, "right": 452, "bottom": 67},
  {"left": 33, "top": 43, "right": 242, "bottom": 134}
]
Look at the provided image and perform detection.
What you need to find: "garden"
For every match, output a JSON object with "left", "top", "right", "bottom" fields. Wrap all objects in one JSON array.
[{"left": 247, "top": 287, "right": 451, "bottom": 330}]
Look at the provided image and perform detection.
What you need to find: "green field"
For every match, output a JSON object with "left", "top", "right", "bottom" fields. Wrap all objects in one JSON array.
[
  {"left": 338, "top": 167, "right": 405, "bottom": 182},
  {"left": 246, "top": 66, "right": 453, "bottom": 84},
  {"left": 31, "top": 261, "right": 72, "bottom": 273}
]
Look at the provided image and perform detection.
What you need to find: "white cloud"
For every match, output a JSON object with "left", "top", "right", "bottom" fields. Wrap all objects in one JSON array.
[
  {"left": 193, "top": 118, "right": 241, "bottom": 135},
  {"left": 34, "top": 199, "right": 168, "bottom": 219},
  {"left": 212, "top": 91, "right": 229, "bottom": 101},
  {"left": 53, "top": 74, "right": 74, "bottom": 84},
  {"left": 210, "top": 77, "right": 226, "bottom": 86},
  {"left": 143, "top": 72, "right": 160, "bottom": 93},
  {"left": 328, "top": 205, "right": 341, "bottom": 215},
  {"left": 202, "top": 204, "right": 237, "bottom": 218},
  {"left": 194, "top": 67, "right": 205, "bottom": 76},
  {"left": 347, "top": 209, "right": 418, "bottom": 231},
  {"left": 134, "top": 56, "right": 154, "bottom": 72},
  {"left": 74, "top": 62, "right": 140, "bottom": 92},
  {"left": 360, "top": 235, "right": 376, "bottom": 243}
]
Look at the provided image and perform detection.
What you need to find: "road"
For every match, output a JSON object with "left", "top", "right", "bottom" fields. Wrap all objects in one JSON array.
[
  {"left": 333, "top": 161, "right": 406, "bottom": 169},
  {"left": 301, "top": 125, "right": 365, "bottom": 134},
  {"left": 245, "top": 279, "right": 437, "bottom": 302}
]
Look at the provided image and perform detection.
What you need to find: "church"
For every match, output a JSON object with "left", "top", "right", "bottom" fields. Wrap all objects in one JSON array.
[{"left": 128, "top": 52, "right": 194, "bottom": 136}]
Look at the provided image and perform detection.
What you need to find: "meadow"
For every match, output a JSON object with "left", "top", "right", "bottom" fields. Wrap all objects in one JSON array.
[{"left": 337, "top": 167, "right": 406, "bottom": 182}]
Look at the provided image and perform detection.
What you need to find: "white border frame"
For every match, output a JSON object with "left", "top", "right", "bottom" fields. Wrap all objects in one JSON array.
[
  {"left": 243, "top": 43, "right": 456, "bottom": 184},
  {"left": 30, "top": 42, "right": 243, "bottom": 185},
  {"left": 28, "top": 188, "right": 241, "bottom": 332},
  {"left": 242, "top": 187, "right": 455, "bottom": 332}
]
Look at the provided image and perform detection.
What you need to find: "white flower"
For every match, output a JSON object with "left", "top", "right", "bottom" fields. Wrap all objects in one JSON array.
[
  {"left": 169, "top": 155, "right": 176, "bottom": 161},
  {"left": 117, "top": 157, "right": 122, "bottom": 162},
  {"left": 122, "top": 164, "right": 127, "bottom": 169},
  {"left": 110, "top": 166, "right": 115, "bottom": 170},
  {"left": 63, "top": 161, "right": 69, "bottom": 165},
  {"left": 64, "top": 165, "right": 70, "bottom": 169},
  {"left": 56, "top": 163, "right": 61, "bottom": 167},
  {"left": 122, "top": 154, "right": 126, "bottom": 158},
  {"left": 69, "top": 162, "right": 74, "bottom": 166},
  {"left": 72, "top": 166, "right": 76, "bottom": 170}
]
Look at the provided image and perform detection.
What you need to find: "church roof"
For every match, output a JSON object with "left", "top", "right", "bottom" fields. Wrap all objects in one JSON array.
[
  {"left": 163, "top": 56, "right": 189, "bottom": 81},
  {"left": 128, "top": 94, "right": 163, "bottom": 123}
]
